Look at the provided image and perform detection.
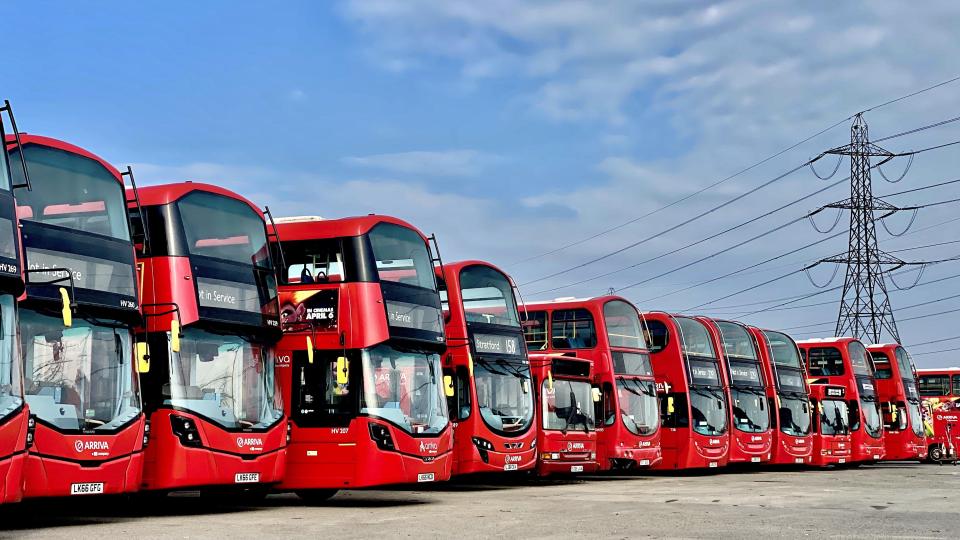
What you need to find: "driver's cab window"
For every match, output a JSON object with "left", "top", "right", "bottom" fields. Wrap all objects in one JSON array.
[
  {"left": 283, "top": 239, "right": 345, "bottom": 285},
  {"left": 291, "top": 349, "right": 354, "bottom": 426}
]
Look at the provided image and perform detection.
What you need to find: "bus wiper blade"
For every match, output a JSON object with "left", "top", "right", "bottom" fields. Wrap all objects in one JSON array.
[
  {"left": 474, "top": 356, "right": 511, "bottom": 377},
  {"left": 495, "top": 359, "right": 529, "bottom": 379}
]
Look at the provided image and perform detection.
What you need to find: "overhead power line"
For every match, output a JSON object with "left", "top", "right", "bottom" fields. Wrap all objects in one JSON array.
[{"left": 514, "top": 74, "right": 960, "bottom": 267}]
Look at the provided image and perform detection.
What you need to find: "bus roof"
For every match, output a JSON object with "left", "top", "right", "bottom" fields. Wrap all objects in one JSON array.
[
  {"left": 270, "top": 214, "right": 429, "bottom": 243},
  {"left": 522, "top": 295, "right": 638, "bottom": 311},
  {"left": 129, "top": 181, "right": 264, "bottom": 217},
  {"left": 5, "top": 133, "right": 123, "bottom": 183}
]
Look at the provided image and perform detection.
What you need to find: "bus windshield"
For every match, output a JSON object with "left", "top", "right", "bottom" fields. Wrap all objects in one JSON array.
[
  {"left": 907, "top": 400, "right": 923, "bottom": 437},
  {"left": 0, "top": 296, "right": 21, "bottom": 421},
  {"left": 763, "top": 331, "right": 803, "bottom": 369},
  {"left": 21, "top": 309, "right": 140, "bottom": 431},
  {"left": 675, "top": 317, "right": 716, "bottom": 358},
  {"left": 848, "top": 341, "right": 873, "bottom": 377},
  {"left": 820, "top": 399, "right": 849, "bottom": 435},
  {"left": 731, "top": 387, "right": 769, "bottom": 433},
  {"left": 459, "top": 265, "right": 519, "bottom": 327},
  {"left": 369, "top": 223, "right": 436, "bottom": 291},
  {"left": 895, "top": 347, "right": 918, "bottom": 397},
  {"left": 860, "top": 398, "right": 882, "bottom": 439},
  {"left": 178, "top": 191, "right": 271, "bottom": 268},
  {"left": 778, "top": 395, "right": 811, "bottom": 436},
  {"left": 167, "top": 328, "right": 283, "bottom": 430},
  {"left": 603, "top": 300, "right": 647, "bottom": 349},
  {"left": 361, "top": 344, "right": 448, "bottom": 435},
  {"left": 11, "top": 145, "right": 130, "bottom": 240},
  {"left": 541, "top": 379, "right": 595, "bottom": 432},
  {"left": 474, "top": 358, "right": 534, "bottom": 434},
  {"left": 616, "top": 377, "right": 659, "bottom": 435},
  {"left": 690, "top": 386, "right": 727, "bottom": 436},
  {"left": 715, "top": 321, "right": 757, "bottom": 361}
]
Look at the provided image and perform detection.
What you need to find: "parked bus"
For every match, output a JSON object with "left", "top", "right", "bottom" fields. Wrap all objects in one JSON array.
[
  {"left": 698, "top": 318, "right": 773, "bottom": 465},
  {"left": 748, "top": 327, "right": 813, "bottom": 465},
  {"left": 130, "top": 182, "right": 287, "bottom": 494},
  {"left": 438, "top": 260, "right": 536, "bottom": 476},
  {"left": 270, "top": 215, "right": 452, "bottom": 500},
  {"left": 797, "top": 338, "right": 885, "bottom": 464},
  {"left": 807, "top": 382, "right": 852, "bottom": 467},
  {"left": 520, "top": 296, "right": 660, "bottom": 470},
  {"left": 916, "top": 367, "right": 960, "bottom": 462},
  {"left": 0, "top": 103, "right": 28, "bottom": 504},
  {"left": 867, "top": 344, "right": 926, "bottom": 461},
  {"left": 8, "top": 135, "right": 146, "bottom": 498},
  {"left": 528, "top": 353, "right": 598, "bottom": 476},
  {"left": 641, "top": 312, "right": 729, "bottom": 470}
]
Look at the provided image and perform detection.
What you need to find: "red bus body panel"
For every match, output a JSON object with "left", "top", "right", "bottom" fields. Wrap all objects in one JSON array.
[
  {"left": 529, "top": 354, "right": 599, "bottom": 476},
  {"left": 748, "top": 327, "right": 813, "bottom": 465},
  {"left": 798, "top": 338, "right": 885, "bottom": 464},
  {"left": 697, "top": 318, "right": 773, "bottom": 465},
  {"left": 643, "top": 313, "right": 730, "bottom": 471},
  {"left": 868, "top": 344, "right": 926, "bottom": 461},
  {"left": 132, "top": 182, "right": 288, "bottom": 491},
  {"left": 9, "top": 135, "right": 145, "bottom": 499},
  {"left": 521, "top": 296, "right": 661, "bottom": 471},
  {"left": 916, "top": 368, "right": 960, "bottom": 461},
  {"left": 0, "top": 409, "right": 28, "bottom": 503},
  {"left": 273, "top": 216, "right": 453, "bottom": 490},
  {"left": 440, "top": 261, "right": 536, "bottom": 476},
  {"left": 808, "top": 385, "right": 852, "bottom": 467}
]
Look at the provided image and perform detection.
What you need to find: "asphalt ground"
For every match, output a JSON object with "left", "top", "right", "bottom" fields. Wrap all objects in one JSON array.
[{"left": 1, "top": 461, "right": 957, "bottom": 539}]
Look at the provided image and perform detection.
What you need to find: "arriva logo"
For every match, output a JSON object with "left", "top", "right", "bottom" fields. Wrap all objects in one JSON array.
[
  {"left": 419, "top": 441, "right": 439, "bottom": 453},
  {"left": 505, "top": 455, "right": 523, "bottom": 463},
  {"left": 75, "top": 440, "right": 109, "bottom": 452},
  {"left": 566, "top": 442, "right": 585, "bottom": 451},
  {"left": 237, "top": 437, "right": 264, "bottom": 448}
]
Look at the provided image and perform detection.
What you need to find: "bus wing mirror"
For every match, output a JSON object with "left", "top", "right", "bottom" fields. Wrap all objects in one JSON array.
[
  {"left": 890, "top": 403, "right": 898, "bottom": 422},
  {"left": 336, "top": 356, "right": 349, "bottom": 385},
  {"left": 591, "top": 387, "right": 601, "bottom": 403},
  {"left": 306, "top": 336, "right": 314, "bottom": 364},
  {"left": 818, "top": 402, "right": 824, "bottom": 414},
  {"left": 443, "top": 375, "right": 455, "bottom": 397},
  {"left": 170, "top": 320, "right": 181, "bottom": 353},
  {"left": 136, "top": 342, "right": 151, "bottom": 374},
  {"left": 59, "top": 287, "right": 72, "bottom": 327},
  {"left": 666, "top": 396, "right": 675, "bottom": 414}
]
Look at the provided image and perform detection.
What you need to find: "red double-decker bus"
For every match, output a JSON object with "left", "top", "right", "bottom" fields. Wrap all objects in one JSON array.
[
  {"left": 641, "top": 312, "right": 729, "bottom": 470},
  {"left": 520, "top": 296, "right": 660, "bottom": 470},
  {"left": 528, "top": 353, "right": 598, "bottom": 475},
  {"left": 130, "top": 182, "right": 287, "bottom": 494},
  {"left": 270, "top": 215, "right": 452, "bottom": 500},
  {"left": 0, "top": 104, "right": 28, "bottom": 504},
  {"left": 697, "top": 318, "right": 773, "bottom": 464},
  {"left": 747, "top": 327, "right": 813, "bottom": 465},
  {"left": 437, "top": 260, "right": 536, "bottom": 476},
  {"left": 916, "top": 368, "right": 960, "bottom": 462},
  {"left": 8, "top": 135, "right": 146, "bottom": 498},
  {"left": 867, "top": 344, "right": 926, "bottom": 461},
  {"left": 807, "top": 382, "right": 852, "bottom": 467},
  {"left": 797, "top": 338, "right": 885, "bottom": 464}
]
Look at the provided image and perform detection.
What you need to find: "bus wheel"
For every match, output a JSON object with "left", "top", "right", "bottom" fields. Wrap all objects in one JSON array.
[
  {"left": 296, "top": 489, "right": 339, "bottom": 502},
  {"left": 929, "top": 445, "right": 944, "bottom": 463}
]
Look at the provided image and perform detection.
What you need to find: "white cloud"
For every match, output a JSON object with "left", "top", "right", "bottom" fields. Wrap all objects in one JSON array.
[{"left": 342, "top": 149, "right": 499, "bottom": 177}]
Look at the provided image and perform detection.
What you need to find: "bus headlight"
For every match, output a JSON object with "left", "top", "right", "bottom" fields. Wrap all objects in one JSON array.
[
  {"left": 170, "top": 415, "right": 202, "bottom": 447},
  {"left": 369, "top": 423, "right": 395, "bottom": 451}
]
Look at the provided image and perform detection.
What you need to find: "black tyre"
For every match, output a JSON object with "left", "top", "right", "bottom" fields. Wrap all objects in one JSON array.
[{"left": 929, "top": 445, "right": 944, "bottom": 462}]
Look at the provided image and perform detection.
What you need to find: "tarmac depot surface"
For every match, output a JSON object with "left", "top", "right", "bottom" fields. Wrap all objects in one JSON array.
[{"left": 1, "top": 461, "right": 957, "bottom": 539}]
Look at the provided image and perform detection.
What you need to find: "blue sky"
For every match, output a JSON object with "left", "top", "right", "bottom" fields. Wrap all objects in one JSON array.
[{"left": 7, "top": 1, "right": 960, "bottom": 366}]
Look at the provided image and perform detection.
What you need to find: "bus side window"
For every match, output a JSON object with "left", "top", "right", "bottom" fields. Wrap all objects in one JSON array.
[
  {"left": 597, "top": 382, "right": 615, "bottom": 427},
  {"left": 446, "top": 366, "right": 471, "bottom": 422},
  {"left": 660, "top": 392, "right": 688, "bottom": 428},
  {"left": 768, "top": 397, "right": 777, "bottom": 430}
]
